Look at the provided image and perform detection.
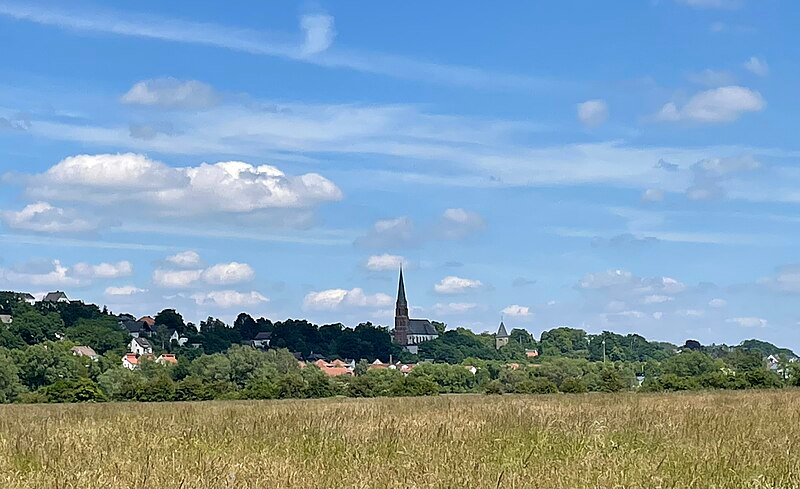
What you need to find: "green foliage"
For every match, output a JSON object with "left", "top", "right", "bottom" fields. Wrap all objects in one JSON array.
[
  {"left": 0, "top": 351, "right": 22, "bottom": 402},
  {"left": 65, "top": 317, "right": 129, "bottom": 354},
  {"left": 41, "top": 378, "right": 107, "bottom": 403}
]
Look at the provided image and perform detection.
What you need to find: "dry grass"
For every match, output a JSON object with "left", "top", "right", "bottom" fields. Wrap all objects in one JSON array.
[{"left": 1, "top": 390, "right": 799, "bottom": 488}]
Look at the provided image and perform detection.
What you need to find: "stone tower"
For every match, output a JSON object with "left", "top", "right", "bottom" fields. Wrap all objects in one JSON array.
[
  {"left": 394, "top": 267, "right": 409, "bottom": 346},
  {"left": 495, "top": 319, "right": 509, "bottom": 349}
]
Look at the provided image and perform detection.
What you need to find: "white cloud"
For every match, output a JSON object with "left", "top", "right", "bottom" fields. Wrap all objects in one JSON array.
[
  {"left": 166, "top": 250, "right": 201, "bottom": 268},
  {"left": 642, "top": 188, "right": 665, "bottom": 202},
  {"left": 0, "top": 259, "right": 80, "bottom": 287},
  {"left": 105, "top": 285, "right": 147, "bottom": 296},
  {"left": 677, "top": 309, "right": 704, "bottom": 317},
  {"left": 439, "top": 208, "right": 485, "bottom": 239},
  {"left": 652, "top": 311, "right": 664, "bottom": 320},
  {"left": 72, "top": 261, "right": 133, "bottom": 279},
  {"left": 726, "top": 316, "right": 767, "bottom": 328},
  {"left": 300, "top": 14, "right": 335, "bottom": 56},
  {"left": 434, "top": 276, "right": 483, "bottom": 294},
  {"left": 576, "top": 99, "right": 609, "bottom": 127},
  {"left": 434, "top": 302, "right": 478, "bottom": 315},
  {"left": 743, "top": 56, "right": 769, "bottom": 76},
  {"left": 25, "top": 153, "right": 342, "bottom": 217},
  {"left": 656, "top": 86, "right": 764, "bottom": 123},
  {"left": 709, "top": 298, "right": 727, "bottom": 308},
  {"left": 365, "top": 254, "right": 405, "bottom": 271},
  {"left": 153, "top": 269, "right": 203, "bottom": 288},
  {"left": 191, "top": 290, "right": 269, "bottom": 308},
  {"left": 502, "top": 304, "right": 531, "bottom": 317},
  {"left": 303, "top": 287, "right": 392, "bottom": 310},
  {"left": 643, "top": 294, "right": 673, "bottom": 304},
  {"left": 355, "top": 217, "right": 415, "bottom": 248},
  {"left": 201, "top": 262, "right": 255, "bottom": 285},
  {"left": 121, "top": 78, "right": 218, "bottom": 109},
  {"left": 686, "top": 154, "right": 760, "bottom": 201},
  {"left": 0, "top": 202, "right": 97, "bottom": 233}
]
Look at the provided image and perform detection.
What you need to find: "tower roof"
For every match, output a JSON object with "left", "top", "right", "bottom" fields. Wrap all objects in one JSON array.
[
  {"left": 397, "top": 267, "right": 407, "bottom": 305},
  {"left": 496, "top": 320, "right": 509, "bottom": 338}
]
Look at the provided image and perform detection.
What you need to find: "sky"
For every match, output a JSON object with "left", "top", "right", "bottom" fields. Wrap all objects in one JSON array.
[{"left": 1, "top": 0, "right": 799, "bottom": 350}]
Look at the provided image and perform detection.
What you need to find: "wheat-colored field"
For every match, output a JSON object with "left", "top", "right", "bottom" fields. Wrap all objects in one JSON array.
[{"left": 1, "top": 390, "right": 798, "bottom": 488}]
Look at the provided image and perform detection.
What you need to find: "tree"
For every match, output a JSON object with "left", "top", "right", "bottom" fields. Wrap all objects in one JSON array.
[
  {"left": 0, "top": 352, "right": 22, "bottom": 402},
  {"left": 661, "top": 351, "right": 720, "bottom": 378},
  {"left": 8, "top": 309, "right": 64, "bottom": 345},
  {"left": 190, "top": 353, "right": 232, "bottom": 383},
  {"left": 11, "top": 342, "right": 88, "bottom": 390},
  {"left": 431, "top": 321, "right": 447, "bottom": 335},
  {"left": 155, "top": 309, "right": 186, "bottom": 335},
  {"left": 234, "top": 313, "right": 260, "bottom": 341},
  {"left": 65, "top": 317, "right": 129, "bottom": 354},
  {"left": 42, "top": 378, "right": 107, "bottom": 402}
]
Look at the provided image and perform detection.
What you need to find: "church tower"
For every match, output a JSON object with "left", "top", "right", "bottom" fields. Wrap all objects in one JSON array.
[
  {"left": 394, "top": 267, "right": 409, "bottom": 346},
  {"left": 495, "top": 319, "right": 509, "bottom": 349}
]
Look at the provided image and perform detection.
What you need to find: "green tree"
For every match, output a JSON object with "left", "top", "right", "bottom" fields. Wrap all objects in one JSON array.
[
  {"left": 65, "top": 317, "right": 129, "bottom": 354},
  {"left": 0, "top": 352, "right": 23, "bottom": 402}
]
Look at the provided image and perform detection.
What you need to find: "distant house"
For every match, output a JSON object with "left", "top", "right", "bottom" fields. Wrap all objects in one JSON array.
[
  {"left": 71, "top": 345, "right": 99, "bottom": 361},
  {"left": 43, "top": 291, "right": 69, "bottom": 303},
  {"left": 139, "top": 316, "right": 156, "bottom": 328},
  {"left": 130, "top": 337, "right": 153, "bottom": 356},
  {"left": 525, "top": 349, "right": 539, "bottom": 358},
  {"left": 0, "top": 314, "right": 12, "bottom": 325},
  {"left": 306, "top": 359, "right": 354, "bottom": 377},
  {"left": 252, "top": 331, "right": 272, "bottom": 348},
  {"left": 156, "top": 354, "right": 178, "bottom": 365},
  {"left": 122, "top": 353, "right": 139, "bottom": 370},
  {"left": 19, "top": 293, "right": 36, "bottom": 305},
  {"left": 167, "top": 329, "right": 188, "bottom": 347},
  {"left": 369, "top": 359, "right": 389, "bottom": 370}
]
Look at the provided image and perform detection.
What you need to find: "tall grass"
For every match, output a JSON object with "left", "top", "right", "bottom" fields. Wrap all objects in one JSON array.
[{"left": 0, "top": 390, "right": 798, "bottom": 488}]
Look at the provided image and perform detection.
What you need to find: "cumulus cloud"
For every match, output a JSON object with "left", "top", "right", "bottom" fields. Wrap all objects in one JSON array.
[
  {"left": 300, "top": 14, "right": 335, "bottom": 56},
  {"left": 23, "top": 153, "right": 342, "bottom": 220},
  {"left": 642, "top": 188, "right": 665, "bottom": 202},
  {"left": 153, "top": 269, "right": 204, "bottom": 288},
  {"left": 578, "top": 270, "right": 686, "bottom": 298},
  {"left": 121, "top": 78, "right": 219, "bottom": 109},
  {"left": 726, "top": 316, "right": 767, "bottom": 328},
  {"left": 576, "top": 99, "right": 609, "bottom": 127},
  {"left": 72, "top": 261, "right": 133, "bottom": 279},
  {"left": 434, "top": 276, "right": 483, "bottom": 294},
  {"left": 0, "top": 259, "right": 80, "bottom": 287},
  {"left": 201, "top": 262, "right": 254, "bottom": 285},
  {"left": 656, "top": 86, "right": 764, "bottom": 123},
  {"left": 502, "top": 304, "right": 531, "bottom": 317},
  {"left": 709, "top": 298, "right": 727, "bottom": 308},
  {"left": 0, "top": 202, "right": 97, "bottom": 233},
  {"left": 105, "top": 285, "right": 147, "bottom": 296},
  {"left": 686, "top": 154, "right": 760, "bottom": 201},
  {"left": 743, "top": 56, "right": 769, "bottom": 76},
  {"left": 303, "top": 287, "right": 392, "bottom": 310},
  {"left": 355, "top": 217, "right": 415, "bottom": 248},
  {"left": 365, "top": 254, "right": 406, "bottom": 271},
  {"left": 760, "top": 265, "right": 800, "bottom": 293},
  {"left": 166, "top": 251, "right": 201, "bottom": 268},
  {"left": 438, "top": 208, "right": 485, "bottom": 240},
  {"left": 191, "top": 290, "right": 269, "bottom": 308}
]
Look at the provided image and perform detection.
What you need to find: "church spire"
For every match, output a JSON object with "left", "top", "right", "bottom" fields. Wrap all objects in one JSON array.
[{"left": 397, "top": 266, "right": 407, "bottom": 306}]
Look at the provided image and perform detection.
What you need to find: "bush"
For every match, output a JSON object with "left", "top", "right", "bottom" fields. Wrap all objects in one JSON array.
[
  {"left": 560, "top": 377, "right": 588, "bottom": 393},
  {"left": 517, "top": 377, "right": 558, "bottom": 394},
  {"left": 42, "top": 378, "right": 107, "bottom": 403},
  {"left": 484, "top": 380, "right": 504, "bottom": 395}
]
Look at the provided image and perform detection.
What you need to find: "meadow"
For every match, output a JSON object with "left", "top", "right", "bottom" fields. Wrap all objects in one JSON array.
[{"left": 1, "top": 390, "right": 798, "bottom": 488}]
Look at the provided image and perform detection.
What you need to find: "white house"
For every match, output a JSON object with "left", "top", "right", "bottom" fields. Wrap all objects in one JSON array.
[
  {"left": 252, "top": 331, "right": 272, "bottom": 348},
  {"left": 0, "top": 314, "right": 12, "bottom": 325},
  {"left": 43, "top": 291, "right": 69, "bottom": 303},
  {"left": 20, "top": 293, "right": 36, "bottom": 305},
  {"left": 71, "top": 345, "right": 99, "bottom": 361},
  {"left": 168, "top": 329, "right": 188, "bottom": 347},
  {"left": 122, "top": 353, "right": 139, "bottom": 370},
  {"left": 130, "top": 337, "right": 153, "bottom": 356}
]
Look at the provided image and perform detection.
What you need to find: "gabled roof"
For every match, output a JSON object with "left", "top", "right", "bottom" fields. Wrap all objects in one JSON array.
[
  {"left": 71, "top": 346, "right": 99, "bottom": 358},
  {"left": 138, "top": 316, "right": 156, "bottom": 327},
  {"left": 157, "top": 354, "right": 178, "bottom": 365},
  {"left": 496, "top": 321, "right": 509, "bottom": 338},
  {"left": 121, "top": 320, "right": 145, "bottom": 333},
  {"left": 254, "top": 331, "right": 272, "bottom": 340},
  {"left": 408, "top": 319, "right": 438, "bottom": 336},
  {"left": 43, "top": 291, "right": 68, "bottom": 302},
  {"left": 19, "top": 293, "right": 35, "bottom": 300},
  {"left": 133, "top": 337, "right": 152, "bottom": 348},
  {"left": 122, "top": 353, "right": 139, "bottom": 365}
]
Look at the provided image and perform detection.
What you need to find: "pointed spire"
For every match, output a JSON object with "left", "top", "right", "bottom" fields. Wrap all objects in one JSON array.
[
  {"left": 497, "top": 319, "right": 509, "bottom": 338},
  {"left": 397, "top": 266, "right": 407, "bottom": 305}
]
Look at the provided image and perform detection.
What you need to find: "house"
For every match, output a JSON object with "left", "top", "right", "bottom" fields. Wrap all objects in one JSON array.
[
  {"left": 369, "top": 359, "right": 389, "bottom": 370},
  {"left": 167, "top": 329, "right": 188, "bottom": 347},
  {"left": 525, "top": 349, "right": 539, "bottom": 358},
  {"left": 139, "top": 316, "right": 156, "bottom": 328},
  {"left": 19, "top": 293, "right": 36, "bottom": 305},
  {"left": 130, "top": 337, "right": 153, "bottom": 356},
  {"left": 122, "top": 352, "right": 154, "bottom": 370},
  {"left": 252, "top": 331, "right": 272, "bottom": 348},
  {"left": 120, "top": 319, "right": 154, "bottom": 338},
  {"left": 71, "top": 345, "right": 99, "bottom": 361},
  {"left": 464, "top": 365, "right": 478, "bottom": 375},
  {"left": 392, "top": 268, "right": 440, "bottom": 354},
  {"left": 156, "top": 354, "right": 178, "bottom": 365},
  {"left": 495, "top": 320, "right": 510, "bottom": 349},
  {"left": 306, "top": 359, "right": 354, "bottom": 377},
  {"left": 0, "top": 314, "right": 12, "bottom": 325},
  {"left": 43, "top": 291, "right": 69, "bottom": 303}
]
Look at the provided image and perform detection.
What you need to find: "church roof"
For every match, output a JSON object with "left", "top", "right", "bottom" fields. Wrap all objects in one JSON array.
[
  {"left": 397, "top": 267, "right": 407, "bottom": 305},
  {"left": 496, "top": 321, "right": 509, "bottom": 338},
  {"left": 408, "top": 319, "right": 438, "bottom": 336}
]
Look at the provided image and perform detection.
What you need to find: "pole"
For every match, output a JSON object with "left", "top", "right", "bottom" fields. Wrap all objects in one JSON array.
[{"left": 602, "top": 339, "right": 606, "bottom": 363}]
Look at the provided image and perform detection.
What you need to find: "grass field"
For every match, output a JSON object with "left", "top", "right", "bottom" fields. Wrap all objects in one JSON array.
[{"left": 1, "top": 390, "right": 799, "bottom": 488}]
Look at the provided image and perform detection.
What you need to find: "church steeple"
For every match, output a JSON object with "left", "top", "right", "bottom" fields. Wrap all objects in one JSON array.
[{"left": 397, "top": 266, "right": 407, "bottom": 307}]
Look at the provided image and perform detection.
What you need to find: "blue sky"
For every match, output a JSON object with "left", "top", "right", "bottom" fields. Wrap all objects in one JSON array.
[{"left": 1, "top": 0, "right": 799, "bottom": 350}]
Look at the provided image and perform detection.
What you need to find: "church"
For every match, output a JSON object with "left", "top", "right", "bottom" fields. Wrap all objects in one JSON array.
[{"left": 393, "top": 268, "right": 439, "bottom": 354}]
